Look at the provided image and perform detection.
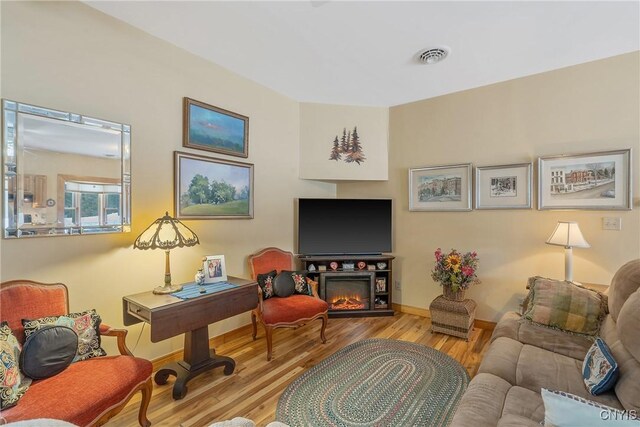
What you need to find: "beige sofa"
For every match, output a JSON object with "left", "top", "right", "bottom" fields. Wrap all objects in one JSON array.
[{"left": 451, "top": 259, "right": 640, "bottom": 426}]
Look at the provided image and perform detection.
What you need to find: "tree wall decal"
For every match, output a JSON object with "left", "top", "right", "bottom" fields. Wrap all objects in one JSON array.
[{"left": 329, "top": 126, "right": 366, "bottom": 165}]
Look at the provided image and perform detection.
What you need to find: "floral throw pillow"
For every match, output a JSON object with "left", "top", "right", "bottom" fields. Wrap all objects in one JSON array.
[
  {"left": 0, "top": 322, "right": 32, "bottom": 409},
  {"left": 22, "top": 309, "right": 106, "bottom": 362},
  {"left": 292, "top": 272, "right": 313, "bottom": 296},
  {"left": 583, "top": 338, "right": 619, "bottom": 395},
  {"left": 257, "top": 270, "right": 277, "bottom": 300}
]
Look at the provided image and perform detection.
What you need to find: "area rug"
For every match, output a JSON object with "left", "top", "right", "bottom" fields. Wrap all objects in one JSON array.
[{"left": 276, "top": 338, "right": 470, "bottom": 427}]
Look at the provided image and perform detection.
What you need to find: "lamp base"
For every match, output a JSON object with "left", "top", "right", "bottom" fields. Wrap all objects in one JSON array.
[{"left": 153, "top": 283, "right": 184, "bottom": 295}]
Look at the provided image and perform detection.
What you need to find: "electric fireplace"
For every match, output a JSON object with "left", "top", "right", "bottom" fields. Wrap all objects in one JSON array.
[{"left": 319, "top": 272, "right": 375, "bottom": 316}]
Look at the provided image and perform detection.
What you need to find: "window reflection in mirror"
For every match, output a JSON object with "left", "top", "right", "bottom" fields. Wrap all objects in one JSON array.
[{"left": 2, "top": 100, "right": 131, "bottom": 238}]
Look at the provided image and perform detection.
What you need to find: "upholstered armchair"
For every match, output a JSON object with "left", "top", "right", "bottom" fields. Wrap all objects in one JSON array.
[
  {"left": 0, "top": 280, "right": 153, "bottom": 426},
  {"left": 248, "top": 247, "right": 328, "bottom": 361}
]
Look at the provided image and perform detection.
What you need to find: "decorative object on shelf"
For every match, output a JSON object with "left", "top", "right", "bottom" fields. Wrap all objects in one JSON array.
[
  {"left": 431, "top": 248, "right": 480, "bottom": 301},
  {"left": 375, "top": 277, "right": 386, "bottom": 293},
  {"left": 409, "top": 164, "right": 472, "bottom": 211},
  {"left": 328, "top": 126, "right": 366, "bottom": 165},
  {"left": 376, "top": 262, "right": 387, "bottom": 270},
  {"left": 134, "top": 211, "right": 200, "bottom": 294},
  {"left": 367, "top": 264, "right": 376, "bottom": 271},
  {"left": 475, "top": 162, "right": 532, "bottom": 209},
  {"left": 357, "top": 261, "right": 366, "bottom": 270},
  {"left": 374, "top": 297, "right": 388, "bottom": 309},
  {"left": 342, "top": 262, "right": 355, "bottom": 271},
  {"left": 538, "top": 149, "right": 631, "bottom": 210},
  {"left": 183, "top": 97, "right": 248, "bottom": 158},
  {"left": 174, "top": 151, "right": 254, "bottom": 220},
  {"left": 318, "top": 265, "right": 327, "bottom": 272},
  {"left": 545, "top": 221, "right": 590, "bottom": 282},
  {"left": 329, "top": 262, "right": 338, "bottom": 271},
  {"left": 203, "top": 255, "right": 228, "bottom": 284},
  {"left": 308, "top": 264, "right": 316, "bottom": 272}
]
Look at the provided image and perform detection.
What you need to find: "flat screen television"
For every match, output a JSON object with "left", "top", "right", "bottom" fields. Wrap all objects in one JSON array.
[{"left": 298, "top": 198, "right": 392, "bottom": 255}]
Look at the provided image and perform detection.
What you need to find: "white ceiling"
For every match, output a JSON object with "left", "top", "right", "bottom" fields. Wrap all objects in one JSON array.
[{"left": 86, "top": 1, "right": 639, "bottom": 107}]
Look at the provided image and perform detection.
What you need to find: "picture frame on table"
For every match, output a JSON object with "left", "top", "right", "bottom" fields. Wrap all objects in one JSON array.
[
  {"left": 409, "top": 164, "right": 472, "bottom": 211},
  {"left": 174, "top": 151, "right": 254, "bottom": 220},
  {"left": 475, "top": 162, "right": 532, "bottom": 209},
  {"left": 183, "top": 97, "right": 249, "bottom": 158},
  {"left": 203, "top": 255, "right": 227, "bottom": 284},
  {"left": 538, "top": 149, "right": 631, "bottom": 210}
]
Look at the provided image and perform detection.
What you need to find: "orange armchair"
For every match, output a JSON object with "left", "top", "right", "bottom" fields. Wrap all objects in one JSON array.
[
  {"left": 0, "top": 280, "right": 153, "bottom": 426},
  {"left": 248, "top": 247, "right": 328, "bottom": 361}
]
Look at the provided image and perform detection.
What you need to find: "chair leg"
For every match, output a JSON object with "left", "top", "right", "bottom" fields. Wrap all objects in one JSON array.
[
  {"left": 251, "top": 310, "right": 258, "bottom": 340},
  {"left": 138, "top": 377, "right": 153, "bottom": 427},
  {"left": 265, "top": 325, "right": 274, "bottom": 361},
  {"left": 320, "top": 312, "right": 328, "bottom": 344}
]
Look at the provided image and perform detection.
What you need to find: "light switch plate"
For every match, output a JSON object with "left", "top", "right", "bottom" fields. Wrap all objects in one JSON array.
[{"left": 602, "top": 217, "right": 622, "bottom": 231}]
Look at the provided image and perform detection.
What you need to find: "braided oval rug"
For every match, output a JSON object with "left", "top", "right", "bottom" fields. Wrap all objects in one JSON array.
[{"left": 276, "top": 338, "right": 469, "bottom": 427}]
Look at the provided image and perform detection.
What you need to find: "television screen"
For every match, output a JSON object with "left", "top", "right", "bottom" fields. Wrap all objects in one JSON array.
[{"left": 298, "top": 199, "right": 392, "bottom": 255}]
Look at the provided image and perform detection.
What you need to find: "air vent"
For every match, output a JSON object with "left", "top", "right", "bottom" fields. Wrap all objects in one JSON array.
[{"left": 417, "top": 47, "right": 449, "bottom": 65}]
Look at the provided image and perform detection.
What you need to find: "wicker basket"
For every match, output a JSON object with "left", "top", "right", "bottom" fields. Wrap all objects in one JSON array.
[
  {"left": 442, "top": 286, "right": 465, "bottom": 301},
  {"left": 429, "top": 296, "right": 476, "bottom": 340}
]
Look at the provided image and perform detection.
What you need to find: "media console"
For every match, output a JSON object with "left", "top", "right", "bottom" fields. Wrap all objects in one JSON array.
[{"left": 299, "top": 254, "right": 395, "bottom": 318}]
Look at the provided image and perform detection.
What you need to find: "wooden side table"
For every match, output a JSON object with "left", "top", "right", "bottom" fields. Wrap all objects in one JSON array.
[{"left": 429, "top": 295, "right": 476, "bottom": 341}]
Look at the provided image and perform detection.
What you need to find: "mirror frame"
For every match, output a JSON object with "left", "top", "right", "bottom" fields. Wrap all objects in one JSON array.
[{"left": 2, "top": 99, "right": 131, "bottom": 238}]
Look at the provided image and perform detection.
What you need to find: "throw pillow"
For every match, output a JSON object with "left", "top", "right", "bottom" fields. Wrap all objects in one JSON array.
[
  {"left": 22, "top": 309, "right": 106, "bottom": 362},
  {"left": 292, "top": 272, "right": 313, "bottom": 296},
  {"left": 273, "top": 271, "right": 296, "bottom": 298},
  {"left": 521, "top": 276, "right": 606, "bottom": 336},
  {"left": 257, "top": 270, "right": 277, "bottom": 300},
  {"left": 20, "top": 325, "right": 78, "bottom": 380},
  {"left": 0, "top": 322, "right": 32, "bottom": 410},
  {"left": 541, "top": 388, "right": 640, "bottom": 426},
  {"left": 583, "top": 338, "right": 619, "bottom": 395}
]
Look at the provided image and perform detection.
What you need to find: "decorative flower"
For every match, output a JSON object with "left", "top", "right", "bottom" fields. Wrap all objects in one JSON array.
[{"left": 431, "top": 248, "right": 480, "bottom": 292}]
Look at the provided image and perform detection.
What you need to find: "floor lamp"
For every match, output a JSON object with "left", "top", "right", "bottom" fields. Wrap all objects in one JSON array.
[{"left": 545, "top": 221, "right": 590, "bottom": 282}]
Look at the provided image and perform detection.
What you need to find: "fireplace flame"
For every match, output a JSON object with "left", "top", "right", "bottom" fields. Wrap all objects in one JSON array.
[{"left": 330, "top": 294, "right": 365, "bottom": 310}]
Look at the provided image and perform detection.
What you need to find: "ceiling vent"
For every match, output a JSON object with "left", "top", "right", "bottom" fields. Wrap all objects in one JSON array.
[{"left": 417, "top": 47, "right": 449, "bottom": 65}]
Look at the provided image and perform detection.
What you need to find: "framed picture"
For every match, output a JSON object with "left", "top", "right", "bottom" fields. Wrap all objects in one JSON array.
[
  {"left": 409, "top": 164, "right": 472, "bottom": 211},
  {"left": 183, "top": 97, "right": 249, "bottom": 158},
  {"left": 475, "top": 162, "right": 532, "bottom": 209},
  {"left": 375, "top": 277, "right": 386, "bottom": 293},
  {"left": 174, "top": 151, "right": 254, "bottom": 219},
  {"left": 538, "top": 149, "right": 631, "bottom": 210},
  {"left": 203, "top": 255, "right": 227, "bottom": 283}
]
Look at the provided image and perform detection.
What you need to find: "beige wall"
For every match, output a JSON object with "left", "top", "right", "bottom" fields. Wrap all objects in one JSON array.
[
  {"left": 338, "top": 52, "right": 640, "bottom": 321},
  {"left": 0, "top": 2, "right": 335, "bottom": 360}
]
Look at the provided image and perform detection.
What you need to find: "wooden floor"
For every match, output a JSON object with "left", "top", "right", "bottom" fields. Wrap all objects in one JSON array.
[{"left": 107, "top": 313, "right": 493, "bottom": 427}]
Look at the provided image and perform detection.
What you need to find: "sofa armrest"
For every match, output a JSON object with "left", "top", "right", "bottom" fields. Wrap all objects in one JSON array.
[{"left": 100, "top": 323, "right": 133, "bottom": 356}]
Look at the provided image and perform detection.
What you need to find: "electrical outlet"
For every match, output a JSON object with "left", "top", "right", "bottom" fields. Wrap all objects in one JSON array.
[
  {"left": 394, "top": 280, "right": 401, "bottom": 291},
  {"left": 602, "top": 217, "right": 622, "bottom": 231}
]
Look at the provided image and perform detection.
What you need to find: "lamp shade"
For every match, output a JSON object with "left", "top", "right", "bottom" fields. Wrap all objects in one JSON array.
[
  {"left": 545, "top": 221, "right": 590, "bottom": 248},
  {"left": 134, "top": 212, "right": 199, "bottom": 250}
]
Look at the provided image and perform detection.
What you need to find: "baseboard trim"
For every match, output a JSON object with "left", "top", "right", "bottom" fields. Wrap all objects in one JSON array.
[
  {"left": 392, "top": 303, "right": 497, "bottom": 331},
  {"left": 150, "top": 324, "right": 254, "bottom": 372}
]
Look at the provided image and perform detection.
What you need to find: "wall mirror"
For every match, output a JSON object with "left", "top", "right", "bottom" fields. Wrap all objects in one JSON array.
[{"left": 2, "top": 100, "right": 131, "bottom": 238}]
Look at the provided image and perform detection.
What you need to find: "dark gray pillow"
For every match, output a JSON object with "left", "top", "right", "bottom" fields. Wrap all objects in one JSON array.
[
  {"left": 273, "top": 271, "right": 296, "bottom": 297},
  {"left": 20, "top": 325, "right": 78, "bottom": 379}
]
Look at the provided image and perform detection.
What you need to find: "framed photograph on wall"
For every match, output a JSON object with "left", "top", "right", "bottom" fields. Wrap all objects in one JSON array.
[
  {"left": 174, "top": 151, "right": 254, "bottom": 220},
  {"left": 409, "top": 164, "right": 472, "bottom": 211},
  {"left": 475, "top": 162, "right": 532, "bottom": 209},
  {"left": 203, "top": 255, "right": 227, "bottom": 283},
  {"left": 183, "top": 97, "right": 249, "bottom": 158},
  {"left": 538, "top": 149, "right": 631, "bottom": 210}
]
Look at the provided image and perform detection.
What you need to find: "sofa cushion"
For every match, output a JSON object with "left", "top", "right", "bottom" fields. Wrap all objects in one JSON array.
[
  {"left": 449, "top": 373, "right": 512, "bottom": 427},
  {"left": 583, "top": 338, "right": 619, "bottom": 395},
  {"left": 617, "top": 289, "right": 640, "bottom": 362},
  {"left": 262, "top": 295, "right": 328, "bottom": 325},
  {"left": 0, "top": 323, "right": 31, "bottom": 410},
  {"left": 20, "top": 325, "right": 78, "bottom": 380},
  {"left": 522, "top": 277, "right": 606, "bottom": 336},
  {"left": 0, "top": 355, "right": 152, "bottom": 426},
  {"left": 608, "top": 259, "right": 640, "bottom": 322},
  {"left": 502, "top": 385, "right": 545, "bottom": 422},
  {"left": 257, "top": 270, "right": 276, "bottom": 300},
  {"left": 496, "top": 415, "right": 541, "bottom": 427},
  {"left": 23, "top": 310, "right": 106, "bottom": 362}
]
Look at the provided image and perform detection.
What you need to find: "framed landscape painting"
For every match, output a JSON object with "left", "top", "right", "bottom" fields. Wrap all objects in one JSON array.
[
  {"left": 183, "top": 97, "right": 249, "bottom": 158},
  {"left": 538, "top": 149, "right": 631, "bottom": 210},
  {"left": 174, "top": 151, "right": 254, "bottom": 219},
  {"left": 475, "top": 162, "right": 532, "bottom": 209},
  {"left": 409, "top": 164, "right": 472, "bottom": 211}
]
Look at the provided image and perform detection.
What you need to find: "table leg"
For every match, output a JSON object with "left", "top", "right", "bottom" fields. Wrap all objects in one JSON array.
[{"left": 154, "top": 325, "right": 235, "bottom": 400}]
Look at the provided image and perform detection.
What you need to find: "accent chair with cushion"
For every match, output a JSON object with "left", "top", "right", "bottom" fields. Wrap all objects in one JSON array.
[
  {"left": 0, "top": 280, "right": 153, "bottom": 426},
  {"left": 248, "top": 247, "right": 328, "bottom": 361}
]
